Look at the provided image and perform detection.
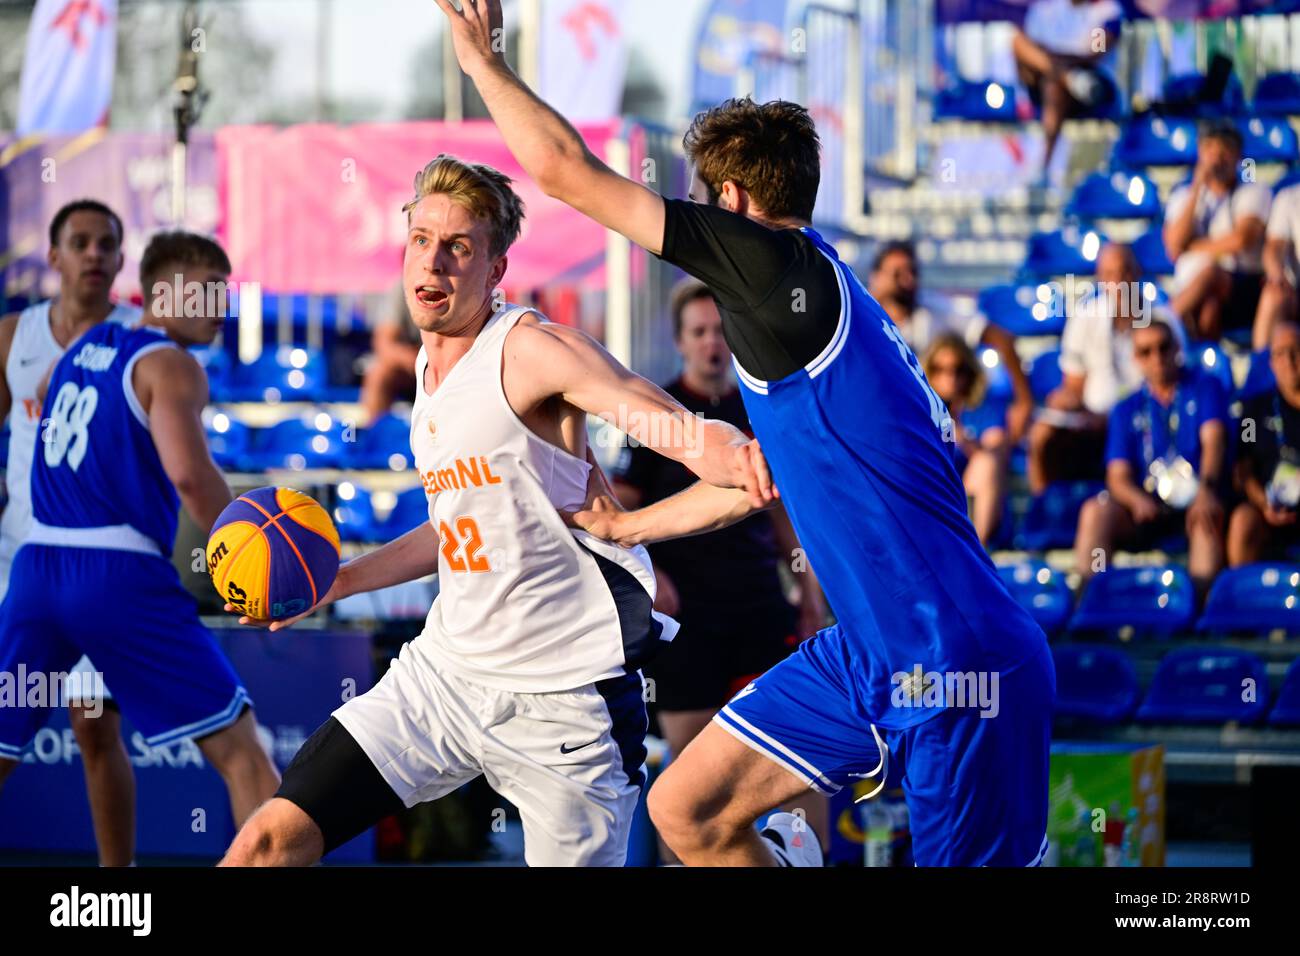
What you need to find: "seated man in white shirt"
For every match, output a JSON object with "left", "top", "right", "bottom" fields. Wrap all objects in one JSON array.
[
  {"left": 1252, "top": 180, "right": 1300, "bottom": 352},
  {"left": 1012, "top": 0, "right": 1123, "bottom": 177},
  {"left": 1027, "top": 243, "right": 1185, "bottom": 493},
  {"left": 1164, "top": 120, "right": 1271, "bottom": 342},
  {"left": 870, "top": 240, "right": 1034, "bottom": 442}
]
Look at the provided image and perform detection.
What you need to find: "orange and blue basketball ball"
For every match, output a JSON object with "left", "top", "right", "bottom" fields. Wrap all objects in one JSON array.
[{"left": 206, "top": 487, "right": 341, "bottom": 621}]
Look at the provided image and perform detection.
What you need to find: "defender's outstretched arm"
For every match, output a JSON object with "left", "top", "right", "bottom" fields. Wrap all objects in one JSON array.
[
  {"left": 434, "top": 0, "right": 667, "bottom": 254},
  {"left": 568, "top": 479, "right": 770, "bottom": 549}
]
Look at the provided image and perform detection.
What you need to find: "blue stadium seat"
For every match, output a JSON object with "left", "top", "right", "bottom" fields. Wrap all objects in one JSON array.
[
  {"left": 248, "top": 414, "right": 346, "bottom": 471},
  {"left": 191, "top": 345, "right": 233, "bottom": 400},
  {"left": 1194, "top": 343, "right": 1233, "bottom": 395},
  {"left": 1021, "top": 227, "right": 1107, "bottom": 278},
  {"left": 1269, "top": 658, "right": 1300, "bottom": 726},
  {"left": 204, "top": 412, "right": 253, "bottom": 472},
  {"left": 228, "top": 347, "right": 329, "bottom": 403},
  {"left": 1051, "top": 645, "right": 1139, "bottom": 723},
  {"left": 996, "top": 560, "right": 1074, "bottom": 637},
  {"left": 331, "top": 482, "right": 380, "bottom": 543},
  {"left": 1197, "top": 563, "right": 1300, "bottom": 635},
  {"left": 1161, "top": 71, "right": 1246, "bottom": 117},
  {"left": 1131, "top": 227, "right": 1175, "bottom": 276},
  {"left": 1136, "top": 648, "right": 1270, "bottom": 725},
  {"left": 978, "top": 283, "right": 1066, "bottom": 337},
  {"left": 244, "top": 294, "right": 367, "bottom": 334},
  {"left": 1273, "top": 165, "right": 1300, "bottom": 194},
  {"left": 933, "top": 79, "right": 1018, "bottom": 123},
  {"left": 1069, "top": 565, "right": 1197, "bottom": 639},
  {"left": 1065, "top": 170, "right": 1161, "bottom": 221},
  {"left": 379, "top": 486, "right": 431, "bottom": 538},
  {"left": 1015, "top": 480, "right": 1104, "bottom": 551},
  {"left": 1253, "top": 72, "right": 1300, "bottom": 116},
  {"left": 972, "top": 345, "right": 1012, "bottom": 400},
  {"left": 1025, "top": 348, "right": 1063, "bottom": 403},
  {"left": 1112, "top": 116, "right": 1198, "bottom": 168},
  {"left": 351, "top": 413, "right": 413, "bottom": 471},
  {"left": 1237, "top": 349, "right": 1276, "bottom": 401},
  {"left": 1239, "top": 116, "right": 1299, "bottom": 165}
]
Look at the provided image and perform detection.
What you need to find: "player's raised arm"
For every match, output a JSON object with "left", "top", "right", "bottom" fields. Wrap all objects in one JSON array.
[
  {"left": 505, "top": 318, "right": 773, "bottom": 506},
  {"left": 135, "top": 347, "right": 233, "bottom": 535},
  {"left": 434, "top": 0, "right": 666, "bottom": 254}
]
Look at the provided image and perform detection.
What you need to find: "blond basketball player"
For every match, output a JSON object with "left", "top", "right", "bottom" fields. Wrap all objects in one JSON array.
[{"left": 219, "top": 155, "right": 771, "bottom": 867}]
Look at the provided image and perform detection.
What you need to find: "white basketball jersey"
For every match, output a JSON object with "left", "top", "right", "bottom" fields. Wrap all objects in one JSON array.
[
  {"left": 411, "top": 305, "right": 676, "bottom": 693},
  {"left": 1, "top": 300, "right": 141, "bottom": 566}
]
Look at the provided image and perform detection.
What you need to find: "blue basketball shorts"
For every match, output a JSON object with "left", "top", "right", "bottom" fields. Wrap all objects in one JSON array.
[
  {"left": 0, "top": 545, "right": 251, "bottom": 760},
  {"left": 714, "top": 624, "right": 1055, "bottom": 866}
]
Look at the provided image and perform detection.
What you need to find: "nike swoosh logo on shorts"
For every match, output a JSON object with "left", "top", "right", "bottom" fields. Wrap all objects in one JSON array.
[{"left": 559, "top": 739, "right": 600, "bottom": 755}]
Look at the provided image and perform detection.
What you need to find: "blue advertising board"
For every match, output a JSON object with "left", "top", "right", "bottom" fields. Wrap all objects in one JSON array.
[{"left": 0, "top": 628, "right": 375, "bottom": 863}]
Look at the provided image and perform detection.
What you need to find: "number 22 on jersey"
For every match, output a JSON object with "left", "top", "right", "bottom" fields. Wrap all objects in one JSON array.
[{"left": 440, "top": 516, "right": 491, "bottom": 573}]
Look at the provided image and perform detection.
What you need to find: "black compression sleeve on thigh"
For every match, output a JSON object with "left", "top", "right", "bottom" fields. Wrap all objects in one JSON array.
[{"left": 275, "top": 717, "right": 405, "bottom": 855}]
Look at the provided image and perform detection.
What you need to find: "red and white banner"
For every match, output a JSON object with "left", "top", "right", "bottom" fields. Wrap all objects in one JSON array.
[
  {"left": 18, "top": 0, "right": 118, "bottom": 135},
  {"left": 216, "top": 121, "right": 618, "bottom": 295},
  {"left": 539, "top": 0, "right": 629, "bottom": 122}
]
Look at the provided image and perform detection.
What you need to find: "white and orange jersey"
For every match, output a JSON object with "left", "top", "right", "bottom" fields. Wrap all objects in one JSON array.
[
  {"left": 410, "top": 305, "right": 676, "bottom": 693},
  {"left": 1, "top": 300, "right": 140, "bottom": 571}
]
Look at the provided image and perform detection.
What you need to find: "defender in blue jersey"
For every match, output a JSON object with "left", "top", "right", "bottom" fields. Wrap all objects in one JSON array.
[
  {"left": 0, "top": 232, "right": 280, "bottom": 828},
  {"left": 441, "top": 0, "right": 1054, "bottom": 866}
]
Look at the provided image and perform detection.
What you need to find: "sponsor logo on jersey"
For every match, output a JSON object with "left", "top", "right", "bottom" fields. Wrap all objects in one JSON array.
[{"left": 420, "top": 455, "right": 503, "bottom": 497}]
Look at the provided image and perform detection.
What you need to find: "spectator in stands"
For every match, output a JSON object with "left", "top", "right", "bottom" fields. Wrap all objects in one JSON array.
[
  {"left": 1252, "top": 180, "right": 1300, "bottom": 352},
  {"left": 923, "top": 333, "right": 1007, "bottom": 546},
  {"left": 1028, "top": 242, "right": 1185, "bottom": 493},
  {"left": 1164, "top": 120, "right": 1271, "bottom": 342},
  {"left": 612, "top": 279, "right": 827, "bottom": 860},
  {"left": 1074, "top": 316, "right": 1229, "bottom": 596},
  {"left": 1228, "top": 318, "right": 1300, "bottom": 566},
  {"left": 360, "top": 282, "right": 421, "bottom": 423},
  {"left": 869, "top": 240, "right": 1033, "bottom": 441},
  {"left": 1011, "top": 0, "right": 1123, "bottom": 178}
]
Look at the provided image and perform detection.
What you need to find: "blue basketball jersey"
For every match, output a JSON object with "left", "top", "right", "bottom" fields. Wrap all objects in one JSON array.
[
  {"left": 733, "top": 229, "right": 1047, "bottom": 730},
  {"left": 31, "top": 323, "right": 181, "bottom": 554}
]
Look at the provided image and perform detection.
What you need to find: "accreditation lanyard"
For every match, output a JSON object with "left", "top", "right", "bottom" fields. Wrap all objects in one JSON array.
[
  {"left": 1273, "top": 393, "right": 1299, "bottom": 463},
  {"left": 1142, "top": 386, "right": 1182, "bottom": 471}
]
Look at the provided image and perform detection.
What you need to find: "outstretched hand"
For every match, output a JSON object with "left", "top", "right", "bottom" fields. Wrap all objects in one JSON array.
[
  {"left": 732, "top": 439, "right": 777, "bottom": 509},
  {"left": 224, "top": 575, "right": 345, "bottom": 632},
  {"left": 433, "top": 0, "right": 506, "bottom": 76},
  {"left": 564, "top": 492, "right": 633, "bottom": 546}
]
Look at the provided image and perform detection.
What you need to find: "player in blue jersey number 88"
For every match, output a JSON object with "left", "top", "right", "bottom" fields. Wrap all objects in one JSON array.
[{"left": 0, "top": 232, "right": 281, "bottom": 836}]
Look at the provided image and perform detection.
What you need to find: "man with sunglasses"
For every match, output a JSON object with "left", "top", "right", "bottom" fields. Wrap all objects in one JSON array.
[
  {"left": 1228, "top": 318, "right": 1300, "bottom": 565},
  {"left": 1074, "top": 316, "right": 1229, "bottom": 598}
]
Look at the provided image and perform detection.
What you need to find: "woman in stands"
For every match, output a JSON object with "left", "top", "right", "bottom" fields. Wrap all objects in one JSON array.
[{"left": 923, "top": 333, "right": 1008, "bottom": 547}]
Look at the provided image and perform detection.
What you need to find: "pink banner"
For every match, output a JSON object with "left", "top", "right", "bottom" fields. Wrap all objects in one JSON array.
[{"left": 216, "top": 120, "right": 618, "bottom": 295}]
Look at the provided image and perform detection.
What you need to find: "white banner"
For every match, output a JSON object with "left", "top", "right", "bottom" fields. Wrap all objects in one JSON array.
[
  {"left": 18, "top": 0, "right": 119, "bottom": 136},
  {"left": 539, "top": 0, "right": 630, "bottom": 123}
]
